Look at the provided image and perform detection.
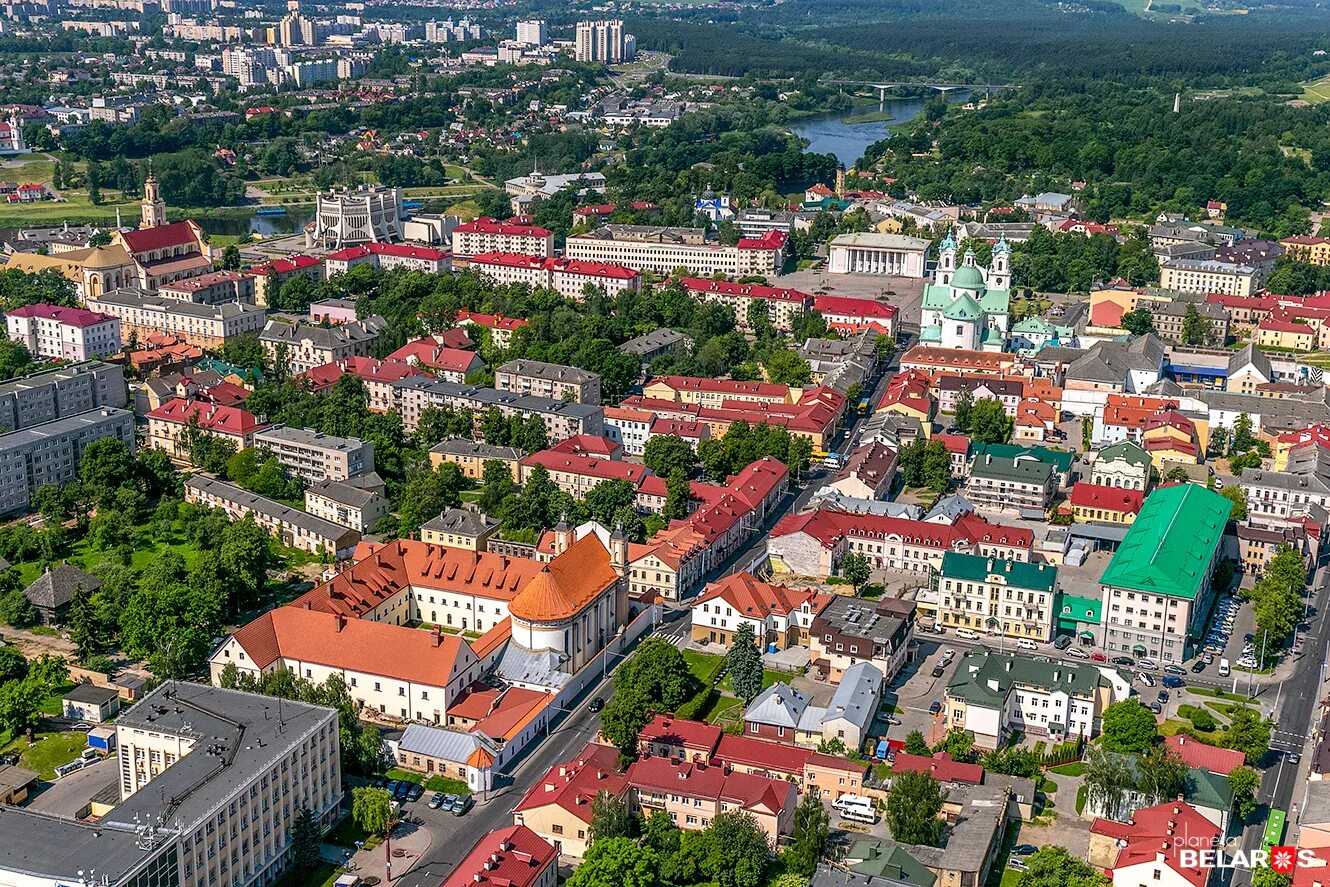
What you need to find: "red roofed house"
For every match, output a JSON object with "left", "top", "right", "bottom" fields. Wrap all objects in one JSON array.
[
  {"left": 457, "top": 310, "right": 530, "bottom": 349},
  {"left": 1088, "top": 801, "right": 1220, "bottom": 887},
  {"left": 299, "top": 356, "right": 423, "bottom": 412},
  {"left": 547, "top": 434, "right": 623, "bottom": 461},
  {"left": 644, "top": 375, "right": 794, "bottom": 408},
  {"left": 441, "top": 826, "right": 558, "bottom": 887},
  {"left": 625, "top": 754, "right": 797, "bottom": 843},
  {"left": 6, "top": 303, "right": 120, "bottom": 360},
  {"left": 876, "top": 369, "right": 935, "bottom": 433},
  {"left": 325, "top": 242, "right": 451, "bottom": 276},
  {"left": 245, "top": 254, "right": 325, "bottom": 307},
  {"left": 467, "top": 252, "right": 640, "bottom": 300},
  {"left": 1013, "top": 398, "right": 1059, "bottom": 443},
  {"left": 689, "top": 572, "right": 833, "bottom": 648},
  {"left": 512, "top": 742, "right": 628, "bottom": 857},
  {"left": 520, "top": 449, "right": 649, "bottom": 498},
  {"left": 1069, "top": 483, "right": 1145, "bottom": 525},
  {"left": 888, "top": 751, "right": 984, "bottom": 785},
  {"left": 1162, "top": 735, "right": 1245, "bottom": 775},
  {"left": 676, "top": 277, "right": 812, "bottom": 333},
  {"left": 384, "top": 336, "right": 485, "bottom": 382},
  {"left": 146, "top": 398, "right": 270, "bottom": 464},
  {"left": 814, "top": 295, "right": 898, "bottom": 338},
  {"left": 824, "top": 440, "right": 898, "bottom": 500},
  {"left": 452, "top": 217, "right": 554, "bottom": 260}
]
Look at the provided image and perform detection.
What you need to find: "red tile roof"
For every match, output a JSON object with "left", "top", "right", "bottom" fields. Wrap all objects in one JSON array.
[
  {"left": 653, "top": 376, "right": 790, "bottom": 399},
  {"left": 456, "top": 217, "right": 552, "bottom": 238},
  {"left": 888, "top": 752, "right": 983, "bottom": 784},
  {"left": 299, "top": 356, "right": 422, "bottom": 391},
  {"left": 457, "top": 310, "right": 529, "bottom": 332},
  {"left": 512, "top": 742, "right": 628, "bottom": 822},
  {"left": 1162, "top": 735, "right": 1245, "bottom": 775},
  {"left": 1070, "top": 483, "right": 1145, "bottom": 514},
  {"left": 934, "top": 433, "right": 971, "bottom": 456},
  {"left": 7, "top": 303, "right": 116, "bottom": 328},
  {"left": 548, "top": 435, "right": 623, "bottom": 458},
  {"left": 470, "top": 687, "right": 553, "bottom": 742},
  {"left": 146, "top": 398, "right": 268, "bottom": 435},
  {"left": 773, "top": 509, "right": 1032, "bottom": 552},
  {"left": 639, "top": 715, "right": 723, "bottom": 756},
  {"left": 384, "top": 338, "right": 483, "bottom": 374},
  {"left": 441, "top": 825, "right": 558, "bottom": 887},
  {"left": 1092, "top": 801, "right": 1220, "bottom": 887},
  {"left": 676, "top": 277, "right": 811, "bottom": 304},
  {"left": 508, "top": 533, "right": 620, "bottom": 624},
  {"left": 813, "top": 295, "right": 898, "bottom": 320},
  {"left": 522, "top": 450, "right": 648, "bottom": 485},
  {"left": 626, "top": 755, "right": 795, "bottom": 816},
  {"left": 736, "top": 230, "right": 787, "bottom": 251},
  {"left": 247, "top": 254, "right": 323, "bottom": 276},
  {"left": 692, "top": 573, "right": 832, "bottom": 621},
  {"left": 119, "top": 220, "right": 203, "bottom": 254}
]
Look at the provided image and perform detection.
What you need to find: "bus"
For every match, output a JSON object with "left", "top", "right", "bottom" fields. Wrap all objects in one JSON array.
[
  {"left": 1263, "top": 808, "right": 1287, "bottom": 853},
  {"left": 811, "top": 449, "right": 829, "bottom": 462},
  {"left": 857, "top": 397, "right": 871, "bottom": 416}
]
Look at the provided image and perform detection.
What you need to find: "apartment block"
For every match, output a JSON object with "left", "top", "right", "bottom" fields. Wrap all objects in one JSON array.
[
  {"left": 185, "top": 474, "right": 361, "bottom": 557},
  {"left": 495, "top": 359, "right": 601, "bottom": 404},
  {"left": 0, "top": 360, "right": 126, "bottom": 433},
  {"left": 260, "top": 316, "right": 387, "bottom": 376},
  {"left": 393, "top": 377, "right": 604, "bottom": 440},
  {"left": 451, "top": 218, "right": 554, "bottom": 259},
  {"left": 564, "top": 226, "right": 785, "bottom": 277},
  {"left": 6, "top": 303, "right": 120, "bottom": 361},
  {"left": 157, "top": 269, "right": 256, "bottom": 305},
  {"left": 253, "top": 425, "right": 374, "bottom": 482},
  {"left": 428, "top": 439, "right": 525, "bottom": 482},
  {"left": 0, "top": 407, "right": 135, "bottom": 514},
  {"left": 90, "top": 289, "right": 267, "bottom": 349},
  {"left": 934, "top": 552, "right": 1059, "bottom": 641}
]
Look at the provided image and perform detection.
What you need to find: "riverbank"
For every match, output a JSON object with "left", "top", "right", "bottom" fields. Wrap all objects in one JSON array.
[{"left": 842, "top": 110, "right": 895, "bottom": 125}]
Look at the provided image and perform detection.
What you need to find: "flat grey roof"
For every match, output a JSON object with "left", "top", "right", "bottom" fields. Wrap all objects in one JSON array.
[
  {"left": 255, "top": 425, "right": 367, "bottom": 453},
  {"left": 0, "top": 407, "right": 131, "bottom": 454},
  {"left": 64, "top": 683, "right": 120, "bottom": 704},
  {"left": 0, "top": 808, "right": 159, "bottom": 884}
]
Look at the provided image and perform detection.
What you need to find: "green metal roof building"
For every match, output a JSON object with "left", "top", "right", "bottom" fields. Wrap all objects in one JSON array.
[
  {"left": 970, "top": 442, "right": 1075, "bottom": 478},
  {"left": 1056, "top": 593, "right": 1102, "bottom": 640}
]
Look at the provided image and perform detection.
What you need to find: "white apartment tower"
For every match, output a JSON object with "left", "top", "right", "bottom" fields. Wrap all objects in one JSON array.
[
  {"left": 516, "top": 19, "right": 548, "bottom": 46},
  {"left": 575, "top": 19, "right": 634, "bottom": 63}
]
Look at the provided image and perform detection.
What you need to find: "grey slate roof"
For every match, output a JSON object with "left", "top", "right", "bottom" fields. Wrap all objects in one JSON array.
[
  {"left": 1228, "top": 343, "right": 1272, "bottom": 381},
  {"left": 924, "top": 494, "right": 975, "bottom": 523},
  {"left": 259, "top": 314, "right": 386, "bottom": 348},
  {"left": 398, "top": 723, "right": 500, "bottom": 763},
  {"left": 744, "top": 682, "right": 810, "bottom": 730},
  {"left": 429, "top": 439, "right": 526, "bottom": 461},
  {"left": 63, "top": 683, "right": 119, "bottom": 705},
  {"left": 496, "top": 358, "right": 597, "bottom": 385},
  {"left": 496, "top": 645, "right": 570, "bottom": 690},
  {"left": 307, "top": 477, "right": 382, "bottom": 508},
  {"left": 620, "top": 328, "right": 687, "bottom": 357},
  {"left": 186, "top": 474, "right": 358, "bottom": 544},
  {"left": 24, "top": 565, "right": 101, "bottom": 611},
  {"left": 820, "top": 662, "right": 882, "bottom": 731},
  {"left": 1066, "top": 334, "right": 1164, "bottom": 385},
  {"left": 421, "top": 507, "right": 499, "bottom": 537}
]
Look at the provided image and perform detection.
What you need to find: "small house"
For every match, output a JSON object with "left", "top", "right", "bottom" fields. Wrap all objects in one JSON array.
[{"left": 62, "top": 684, "right": 121, "bottom": 723}]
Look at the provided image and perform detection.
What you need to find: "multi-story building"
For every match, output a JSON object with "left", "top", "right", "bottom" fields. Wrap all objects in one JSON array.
[
  {"left": 512, "top": 743, "right": 628, "bottom": 858},
  {"left": 260, "top": 316, "right": 386, "bottom": 375},
  {"left": 451, "top": 218, "right": 554, "bottom": 259},
  {"left": 442, "top": 827, "right": 559, "bottom": 887},
  {"left": 325, "top": 242, "right": 451, "bottom": 276},
  {"left": 421, "top": 507, "right": 500, "bottom": 551},
  {"left": 807, "top": 597, "right": 913, "bottom": 683},
  {"left": 689, "top": 573, "right": 832, "bottom": 649},
  {"left": 625, "top": 755, "right": 795, "bottom": 844},
  {"left": 1069, "top": 483, "right": 1146, "bottom": 525},
  {"left": 299, "top": 356, "right": 421, "bottom": 412},
  {"left": 6, "top": 303, "right": 120, "bottom": 360},
  {"left": 826, "top": 232, "right": 930, "bottom": 277},
  {"left": 304, "top": 475, "right": 388, "bottom": 533},
  {"left": 468, "top": 252, "right": 641, "bottom": 300},
  {"left": 945, "top": 650, "right": 1121, "bottom": 748},
  {"left": 0, "top": 360, "right": 126, "bottom": 433},
  {"left": 675, "top": 277, "right": 813, "bottom": 332},
  {"left": 0, "top": 407, "right": 134, "bottom": 514},
  {"left": 90, "top": 289, "right": 267, "bottom": 349},
  {"left": 146, "top": 399, "right": 270, "bottom": 464},
  {"left": 456, "top": 311, "right": 528, "bottom": 348},
  {"left": 429, "top": 439, "right": 525, "bottom": 481},
  {"left": 246, "top": 254, "right": 325, "bottom": 306},
  {"left": 186, "top": 474, "right": 361, "bottom": 557},
  {"left": 742, "top": 661, "right": 883, "bottom": 750},
  {"left": 157, "top": 269, "right": 256, "bottom": 305},
  {"left": 1099, "top": 484, "right": 1232, "bottom": 664},
  {"left": 964, "top": 452, "right": 1056, "bottom": 513},
  {"left": 1142, "top": 298, "right": 1230, "bottom": 346},
  {"left": 1241, "top": 451, "right": 1330, "bottom": 530},
  {"left": 1159, "top": 257, "right": 1257, "bottom": 297},
  {"left": 519, "top": 450, "right": 647, "bottom": 499},
  {"left": 516, "top": 19, "right": 548, "bottom": 45},
  {"left": 933, "top": 552, "right": 1059, "bottom": 641},
  {"left": 1281, "top": 235, "right": 1330, "bottom": 266},
  {"left": 495, "top": 359, "right": 601, "bottom": 405},
  {"left": 1091, "top": 440, "right": 1152, "bottom": 490},
  {"left": 253, "top": 425, "right": 374, "bottom": 482},
  {"left": 0, "top": 681, "right": 341, "bottom": 887},
  {"left": 564, "top": 226, "right": 785, "bottom": 277},
  {"left": 574, "top": 19, "right": 634, "bottom": 62},
  {"left": 306, "top": 185, "right": 404, "bottom": 249},
  {"left": 393, "top": 376, "right": 604, "bottom": 439}
]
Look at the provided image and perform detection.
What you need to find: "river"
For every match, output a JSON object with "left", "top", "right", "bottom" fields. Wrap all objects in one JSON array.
[
  {"left": 202, "top": 210, "right": 315, "bottom": 239},
  {"left": 791, "top": 92, "right": 971, "bottom": 167}
]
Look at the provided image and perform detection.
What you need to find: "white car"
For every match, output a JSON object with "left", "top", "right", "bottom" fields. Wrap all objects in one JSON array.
[{"left": 1065, "top": 648, "right": 1090, "bottom": 660}]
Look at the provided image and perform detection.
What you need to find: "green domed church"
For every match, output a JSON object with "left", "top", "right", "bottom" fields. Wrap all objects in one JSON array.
[{"left": 920, "top": 231, "right": 1013, "bottom": 352}]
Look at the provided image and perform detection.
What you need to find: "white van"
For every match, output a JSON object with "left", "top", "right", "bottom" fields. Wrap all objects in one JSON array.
[
  {"left": 955, "top": 628, "right": 979, "bottom": 640},
  {"left": 1218, "top": 658, "right": 1231, "bottom": 677},
  {"left": 840, "top": 807, "right": 879, "bottom": 824},
  {"left": 832, "top": 794, "right": 874, "bottom": 816},
  {"left": 1016, "top": 639, "right": 1038, "bottom": 651}
]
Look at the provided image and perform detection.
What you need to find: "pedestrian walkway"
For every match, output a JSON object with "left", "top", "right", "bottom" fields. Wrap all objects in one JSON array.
[{"left": 338, "top": 820, "right": 434, "bottom": 884}]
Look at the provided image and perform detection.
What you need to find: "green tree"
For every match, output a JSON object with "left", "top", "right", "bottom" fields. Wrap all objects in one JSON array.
[
  {"left": 764, "top": 350, "right": 812, "bottom": 387},
  {"left": 290, "top": 806, "right": 323, "bottom": 874},
  {"left": 785, "top": 793, "right": 830, "bottom": 876},
  {"left": 0, "top": 587, "right": 37, "bottom": 628},
  {"left": 1135, "top": 746, "right": 1188, "bottom": 806},
  {"left": 1251, "top": 870, "right": 1293, "bottom": 887},
  {"left": 1018, "top": 847, "right": 1110, "bottom": 887},
  {"left": 1228, "top": 765, "right": 1259, "bottom": 820},
  {"left": 478, "top": 459, "right": 518, "bottom": 514},
  {"left": 615, "top": 637, "right": 700, "bottom": 709},
  {"left": 968, "top": 399, "right": 1013, "bottom": 445},
  {"left": 221, "top": 244, "right": 242, "bottom": 270},
  {"left": 1181, "top": 304, "right": 1213, "bottom": 346},
  {"left": 642, "top": 810, "right": 680, "bottom": 855},
  {"left": 953, "top": 386, "right": 974, "bottom": 432},
  {"left": 0, "top": 676, "right": 45, "bottom": 735},
  {"left": 726, "top": 622, "right": 765, "bottom": 704},
  {"left": 68, "top": 587, "right": 104, "bottom": 664},
  {"left": 664, "top": 468, "right": 694, "bottom": 521},
  {"left": 840, "top": 552, "right": 871, "bottom": 591},
  {"left": 567, "top": 838, "right": 660, "bottom": 887},
  {"left": 903, "top": 730, "right": 931, "bottom": 757},
  {"left": 0, "top": 645, "right": 26, "bottom": 683},
  {"left": 696, "top": 811, "right": 771, "bottom": 887},
  {"left": 886, "top": 770, "right": 945, "bottom": 844},
  {"left": 599, "top": 685, "right": 655, "bottom": 758},
  {"left": 79, "top": 438, "right": 135, "bottom": 507},
  {"left": 1120, "top": 309, "right": 1155, "bottom": 336},
  {"left": 921, "top": 440, "right": 953, "bottom": 494},
  {"left": 1221, "top": 705, "right": 1273, "bottom": 765},
  {"left": 589, "top": 789, "right": 636, "bottom": 844},
  {"left": 1220, "top": 485, "right": 1248, "bottom": 521},
  {"left": 1083, "top": 746, "right": 1134, "bottom": 821},
  {"left": 644, "top": 435, "right": 699, "bottom": 478},
  {"left": 351, "top": 786, "right": 393, "bottom": 837},
  {"left": 1100, "top": 700, "right": 1159, "bottom": 754},
  {"left": 932, "top": 728, "right": 976, "bottom": 763}
]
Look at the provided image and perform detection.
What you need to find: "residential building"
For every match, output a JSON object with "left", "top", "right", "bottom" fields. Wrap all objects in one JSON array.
[
  {"left": 441, "top": 826, "right": 558, "bottom": 887},
  {"left": 814, "top": 295, "right": 898, "bottom": 337},
  {"left": 808, "top": 596, "right": 914, "bottom": 683},
  {"left": 1061, "top": 335, "right": 1167, "bottom": 417},
  {"left": 393, "top": 377, "right": 604, "bottom": 440},
  {"left": 456, "top": 311, "right": 529, "bottom": 349},
  {"left": 429, "top": 439, "right": 525, "bottom": 482},
  {"left": 1099, "top": 484, "right": 1232, "bottom": 663},
  {"left": 260, "top": 315, "right": 386, "bottom": 375},
  {"left": 157, "top": 269, "right": 256, "bottom": 305},
  {"left": 1091, "top": 440, "right": 1152, "bottom": 490},
  {"left": 1242, "top": 446, "right": 1330, "bottom": 530},
  {"left": 300, "top": 356, "right": 422, "bottom": 412},
  {"left": 945, "top": 650, "right": 1121, "bottom": 748},
  {"left": 520, "top": 449, "right": 647, "bottom": 499},
  {"left": 575, "top": 19, "right": 634, "bottom": 62},
  {"left": 644, "top": 375, "right": 792, "bottom": 408},
  {"left": 0, "top": 360, "right": 126, "bottom": 433},
  {"left": 246, "top": 254, "right": 325, "bottom": 306},
  {"left": 933, "top": 552, "right": 1059, "bottom": 641},
  {"left": 381, "top": 337, "right": 483, "bottom": 382},
  {"left": 899, "top": 345, "right": 1018, "bottom": 377},
  {"left": 23, "top": 564, "right": 101, "bottom": 626},
  {"left": 6, "top": 303, "right": 120, "bottom": 360},
  {"left": 452, "top": 218, "right": 554, "bottom": 259},
  {"left": 689, "top": 573, "right": 832, "bottom": 648},
  {"left": 564, "top": 226, "right": 785, "bottom": 277},
  {"left": 964, "top": 451, "right": 1056, "bottom": 513},
  {"left": 827, "top": 232, "right": 930, "bottom": 277},
  {"left": 824, "top": 441, "right": 897, "bottom": 500},
  {"left": 742, "top": 661, "right": 883, "bottom": 752},
  {"left": 1159, "top": 257, "right": 1257, "bottom": 297},
  {"left": 625, "top": 754, "right": 795, "bottom": 843},
  {"left": 421, "top": 507, "right": 500, "bottom": 551},
  {"left": 0, "top": 407, "right": 134, "bottom": 514},
  {"left": 676, "top": 277, "right": 812, "bottom": 332},
  {"left": 304, "top": 475, "right": 389, "bottom": 533},
  {"left": 186, "top": 474, "right": 361, "bottom": 557},
  {"left": 512, "top": 743, "right": 629, "bottom": 858},
  {"left": 496, "top": 359, "right": 601, "bottom": 404},
  {"left": 325, "top": 242, "right": 451, "bottom": 275},
  {"left": 1089, "top": 801, "right": 1221, "bottom": 887},
  {"left": 146, "top": 399, "right": 269, "bottom": 464},
  {"left": 1281, "top": 235, "right": 1330, "bottom": 266},
  {"left": 253, "top": 425, "right": 373, "bottom": 482},
  {"left": 1083, "top": 753, "right": 1234, "bottom": 834},
  {"left": 1069, "top": 483, "right": 1145, "bottom": 525},
  {"left": 88, "top": 289, "right": 267, "bottom": 349},
  {"left": 468, "top": 252, "right": 641, "bottom": 300},
  {"left": 395, "top": 721, "right": 502, "bottom": 791}
]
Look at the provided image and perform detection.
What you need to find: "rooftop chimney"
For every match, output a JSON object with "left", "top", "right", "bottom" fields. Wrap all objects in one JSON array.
[{"left": 335, "top": 614, "right": 346, "bottom": 632}]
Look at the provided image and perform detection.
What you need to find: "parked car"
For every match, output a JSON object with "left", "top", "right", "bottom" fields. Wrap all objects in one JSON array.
[
  {"left": 588, "top": 697, "right": 604, "bottom": 713},
  {"left": 1012, "top": 845, "right": 1038, "bottom": 856},
  {"left": 932, "top": 664, "right": 946, "bottom": 678},
  {"left": 1192, "top": 660, "right": 1207, "bottom": 673},
  {"left": 1162, "top": 675, "right": 1184, "bottom": 689},
  {"left": 428, "top": 792, "right": 447, "bottom": 809},
  {"left": 1164, "top": 664, "right": 1187, "bottom": 676},
  {"left": 1091, "top": 652, "right": 1108, "bottom": 662},
  {"left": 1066, "top": 648, "right": 1090, "bottom": 660},
  {"left": 1137, "top": 672, "right": 1156, "bottom": 687},
  {"left": 451, "top": 795, "right": 475, "bottom": 816},
  {"left": 408, "top": 783, "right": 424, "bottom": 802},
  {"left": 394, "top": 781, "right": 411, "bottom": 801},
  {"left": 372, "top": 776, "right": 387, "bottom": 788},
  {"left": 386, "top": 780, "right": 401, "bottom": 797},
  {"left": 929, "top": 700, "right": 942, "bottom": 715},
  {"left": 1112, "top": 656, "right": 1135, "bottom": 667},
  {"left": 1290, "top": 752, "right": 1303, "bottom": 765},
  {"left": 1138, "top": 658, "right": 1160, "bottom": 670},
  {"left": 1053, "top": 636, "right": 1073, "bottom": 650},
  {"left": 1148, "top": 702, "right": 1163, "bottom": 714},
  {"left": 1008, "top": 858, "right": 1029, "bottom": 871},
  {"left": 1157, "top": 690, "right": 1170, "bottom": 704}
]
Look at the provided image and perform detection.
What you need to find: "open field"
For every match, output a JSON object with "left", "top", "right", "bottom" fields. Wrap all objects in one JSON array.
[{"left": 1301, "top": 75, "right": 1330, "bottom": 104}]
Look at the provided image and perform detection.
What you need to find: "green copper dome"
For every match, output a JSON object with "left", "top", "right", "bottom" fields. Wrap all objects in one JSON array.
[
  {"left": 943, "top": 293, "right": 983, "bottom": 321},
  {"left": 951, "top": 265, "right": 985, "bottom": 291}
]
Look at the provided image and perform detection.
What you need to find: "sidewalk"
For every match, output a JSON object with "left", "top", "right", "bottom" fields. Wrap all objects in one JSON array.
[{"left": 337, "top": 820, "right": 434, "bottom": 884}]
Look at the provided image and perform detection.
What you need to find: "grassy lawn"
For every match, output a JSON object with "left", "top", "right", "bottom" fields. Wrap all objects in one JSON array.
[
  {"left": 682, "top": 649, "right": 725, "bottom": 683},
  {"left": 1302, "top": 75, "right": 1330, "bottom": 104},
  {"left": 1, "top": 730, "right": 87, "bottom": 779},
  {"left": 1075, "top": 783, "right": 1087, "bottom": 815},
  {"left": 1049, "top": 762, "right": 1085, "bottom": 777},
  {"left": 39, "top": 683, "right": 75, "bottom": 717},
  {"left": 384, "top": 768, "right": 470, "bottom": 796},
  {"left": 1186, "top": 687, "right": 1256, "bottom": 703},
  {"left": 326, "top": 817, "right": 380, "bottom": 850},
  {"left": 271, "top": 862, "right": 341, "bottom": 887}
]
